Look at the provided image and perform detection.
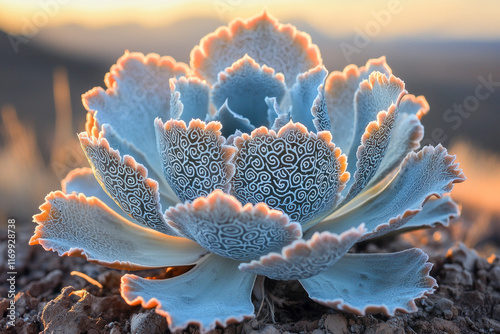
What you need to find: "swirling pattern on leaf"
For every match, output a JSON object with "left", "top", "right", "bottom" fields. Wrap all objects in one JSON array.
[
  {"left": 165, "top": 190, "right": 302, "bottom": 261},
  {"left": 155, "top": 119, "right": 236, "bottom": 202},
  {"left": 311, "top": 84, "right": 330, "bottom": 132},
  {"left": 232, "top": 122, "right": 349, "bottom": 225},
  {"left": 78, "top": 133, "right": 174, "bottom": 235},
  {"left": 239, "top": 225, "right": 365, "bottom": 280},
  {"left": 344, "top": 103, "right": 399, "bottom": 202}
]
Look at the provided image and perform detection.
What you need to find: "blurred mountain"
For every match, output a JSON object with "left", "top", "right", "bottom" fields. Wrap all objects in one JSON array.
[{"left": 1, "top": 16, "right": 500, "bottom": 158}]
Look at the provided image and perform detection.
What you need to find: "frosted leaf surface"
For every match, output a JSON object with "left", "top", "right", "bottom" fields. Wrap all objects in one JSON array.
[
  {"left": 210, "top": 101, "right": 255, "bottom": 138},
  {"left": 290, "top": 66, "right": 328, "bottom": 132},
  {"left": 308, "top": 145, "right": 465, "bottom": 239},
  {"left": 79, "top": 133, "right": 175, "bottom": 235},
  {"left": 300, "top": 248, "right": 436, "bottom": 315},
  {"left": 121, "top": 254, "right": 256, "bottom": 333},
  {"left": 311, "top": 84, "right": 331, "bottom": 132},
  {"left": 325, "top": 56, "right": 392, "bottom": 152},
  {"left": 190, "top": 11, "right": 321, "bottom": 86},
  {"left": 155, "top": 119, "right": 236, "bottom": 202},
  {"left": 232, "top": 122, "right": 349, "bottom": 225},
  {"left": 211, "top": 55, "right": 286, "bottom": 128},
  {"left": 31, "top": 192, "right": 206, "bottom": 270},
  {"left": 170, "top": 77, "right": 210, "bottom": 123},
  {"left": 397, "top": 195, "right": 460, "bottom": 231},
  {"left": 239, "top": 225, "right": 365, "bottom": 280},
  {"left": 82, "top": 52, "right": 188, "bottom": 172},
  {"left": 165, "top": 190, "right": 302, "bottom": 261}
]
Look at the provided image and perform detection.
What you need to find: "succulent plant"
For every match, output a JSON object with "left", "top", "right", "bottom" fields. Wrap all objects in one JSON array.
[{"left": 31, "top": 12, "right": 465, "bottom": 333}]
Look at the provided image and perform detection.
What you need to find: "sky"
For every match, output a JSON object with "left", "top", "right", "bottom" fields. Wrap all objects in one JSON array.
[{"left": 1, "top": 0, "right": 500, "bottom": 40}]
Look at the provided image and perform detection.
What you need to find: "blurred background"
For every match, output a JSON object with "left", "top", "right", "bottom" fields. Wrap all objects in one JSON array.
[{"left": 0, "top": 0, "right": 499, "bottom": 255}]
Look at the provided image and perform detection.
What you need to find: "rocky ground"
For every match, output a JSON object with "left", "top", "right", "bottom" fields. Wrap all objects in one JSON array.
[{"left": 1, "top": 226, "right": 499, "bottom": 334}]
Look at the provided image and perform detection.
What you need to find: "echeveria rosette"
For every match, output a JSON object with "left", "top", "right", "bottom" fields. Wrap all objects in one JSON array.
[{"left": 30, "top": 12, "right": 466, "bottom": 333}]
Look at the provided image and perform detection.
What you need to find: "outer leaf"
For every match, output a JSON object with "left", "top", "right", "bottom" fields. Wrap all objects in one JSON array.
[
  {"left": 62, "top": 167, "right": 132, "bottom": 222},
  {"left": 30, "top": 192, "right": 206, "bottom": 270},
  {"left": 345, "top": 72, "right": 406, "bottom": 182},
  {"left": 170, "top": 77, "right": 210, "bottom": 123},
  {"left": 165, "top": 190, "right": 302, "bottom": 261},
  {"left": 121, "top": 254, "right": 256, "bottom": 333},
  {"left": 307, "top": 145, "right": 465, "bottom": 238},
  {"left": 343, "top": 103, "right": 400, "bottom": 203},
  {"left": 190, "top": 11, "right": 322, "bottom": 85},
  {"left": 399, "top": 94, "right": 429, "bottom": 120},
  {"left": 300, "top": 248, "right": 437, "bottom": 315},
  {"left": 79, "top": 133, "right": 175, "bottom": 235},
  {"left": 211, "top": 55, "right": 286, "bottom": 128},
  {"left": 367, "top": 113, "right": 424, "bottom": 187},
  {"left": 325, "top": 56, "right": 392, "bottom": 152},
  {"left": 85, "top": 113, "right": 179, "bottom": 207},
  {"left": 239, "top": 225, "right": 365, "bottom": 280},
  {"left": 290, "top": 65, "right": 328, "bottom": 132},
  {"left": 397, "top": 195, "right": 460, "bottom": 232},
  {"left": 154, "top": 119, "right": 236, "bottom": 202},
  {"left": 82, "top": 52, "right": 189, "bottom": 174},
  {"left": 232, "top": 122, "right": 349, "bottom": 225}
]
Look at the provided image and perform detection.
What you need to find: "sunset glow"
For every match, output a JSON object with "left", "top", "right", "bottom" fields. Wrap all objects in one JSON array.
[{"left": 1, "top": 0, "right": 500, "bottom": 40}]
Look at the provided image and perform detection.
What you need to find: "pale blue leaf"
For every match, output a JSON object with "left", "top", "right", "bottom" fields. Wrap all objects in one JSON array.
[
  {"left": 266, "top": 96, "right": 290, "bottom": 132},
  {"left": 155, "top": 119, "right": 236, "bottom": 202},
  {"left": 397, "top": 195, "right": 460, "bottom": 232},
  {"left": 165, "top": 190, "right": 302, "bottom": 261},
  {"left": 211, "top": 55, "right": 286, "bottom": 128},
  {"left": 290, "top": 66, "right": 327, "bottom": 132},
  {"left": 300, "top": 248, "right": 436, "bottom": 315},
  {"left": 121, "top": 254, "right": 256, "bottom": 333},
  {"left": 31, "top": 191, "right": 206, "bottom": 270},
  {"left": 83, "top": 52, "right": 188, "bottom": 174},
  {"left": 190, "top": 11, "right": 322, "bottom": 86},
  {"left": 171, "top": 77, "right": 210, "bottom": 123},
  {"left": 79, "top": 133, "right": 176, "bottom": 235},
  {"left": 325, "top": 56, "right": 392, "bottom": 153},
  {"left": 311, "top": 84, "right": 331, "bottom": 132},
  {"left": 239, "top": 225, "right": 365, "bottom": 280},
  {"left": 210, "top": 100, "right": 255, "bottom": 138},
  {"left": 232, "top": 122, "right": 349, "bottom": 225},
  {"left": 306, "top": 145, "right": 465, "bottom": 239}
]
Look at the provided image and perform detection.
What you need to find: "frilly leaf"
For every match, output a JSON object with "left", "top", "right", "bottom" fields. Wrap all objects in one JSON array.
[
  {"left": 300, "top": 248, "right": 437, "bottom": 316},
  {"left": 307, "top": 145, "right": 466, "bottom": 239},
  {"left": 290, "top": 65, "right": 328, "bottom": 132},
  {"left": 62, "top": 167, "right": 132, "bottom": 222},
  {"left": 343, "top": 103, "right": 400, "bottom": 203},
  {"left": 154, "top": 119, "right": 236, "bottom": 202},
  {"left": 82, "top": 52, "right": 189, "bottom": 173},
  {"left": 121, "top": 254, "right": 256, "bottom": 333},
  {"left": 170, "top": 76, "right": 210, "bottom": 123},
  {"left": 345, "top": 72, "right": 407, "bottom": 184},
  {"left": 325, "top": 56, "right": 392, "bottom": 152},
  {"left": 239, "top": 224, "right": 365, "bottom": 280},
  {"left": 399, "top": 94, "right": 429, "bottom": 120},
  {"left": 211, "top": 55, "right": 286, "bottom": 129},
  {"left": 367, "top": 113, "right": 424, "bottom": 187},
  {"left": 266, "top": 96, "right": 291, "bottom": 132},
  {"left": 79, "top": 133, "right": 176, "bottom": 235},
  {"left": 190, "top": 11, "right": 322, "bottom": 86},
  {"left": 85, "top": 113, "right": 179, "bottom": 207},
  {"left": 397, "top": 195, "right": 460, "bottom": 232},
  {"left": 311, "top": 83, "right": 331, "bottom": 132},
  {"left": 165, "top": 190, "right": 302, "bottom": 261},
  {"left": 30, "top": 191, "right": 206, "bottom": 270},
  {"left": 232, "top": 122, "right": 349, "bottom": 225}
]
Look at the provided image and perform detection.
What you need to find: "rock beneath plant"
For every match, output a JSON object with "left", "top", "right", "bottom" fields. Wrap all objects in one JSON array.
[{"left": 130, "top": 309, "right": 169, "bottom": 334}]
